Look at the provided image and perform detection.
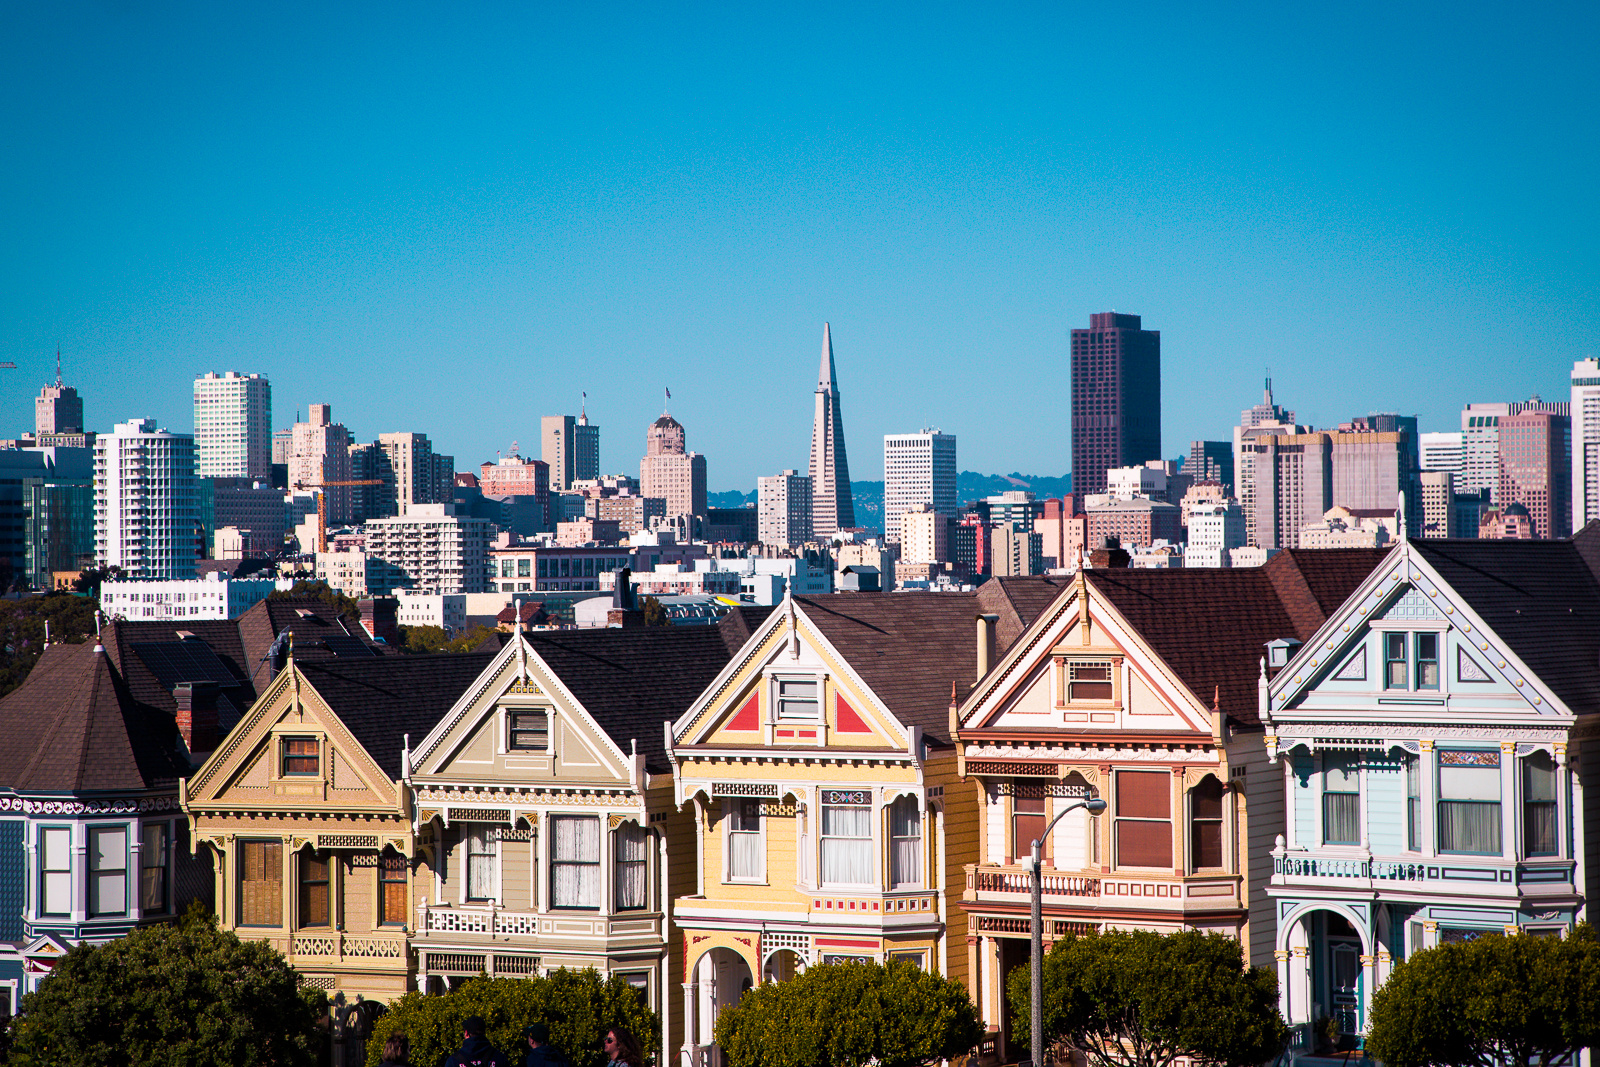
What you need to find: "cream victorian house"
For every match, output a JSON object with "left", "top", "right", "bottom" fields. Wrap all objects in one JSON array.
[
  {"left": 405, "top": 610, "right": 771, "bottom": 1067},
  {"left": 954, "top": 551, "right": 1386, "bottom": 1061},
  {"left": 668, "top": 580, "right": 1067, "bottom": 1067}
]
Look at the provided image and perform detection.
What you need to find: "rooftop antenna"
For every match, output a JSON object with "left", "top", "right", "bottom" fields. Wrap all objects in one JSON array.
[
  {"left": 580, "top": 390, "right": 588, "bottom": 423},
  {"left": 55, "top": 346, "right": 62, "bottom": 388}
]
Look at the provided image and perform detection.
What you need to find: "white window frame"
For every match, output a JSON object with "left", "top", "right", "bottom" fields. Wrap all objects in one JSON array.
[
  {"left": 771, "top": 674, "right": 821, "bottom": 722},
  {"left": 463, "top": 826, "right": 500, "bottom": 904},
  {"left": 38, "top": 825, "right": 73, "bottom": 918},
  {"left": 819, "top": 791, "right": 876, "bottom": 889},
  {"left": 723, "top": 798, "right": 766, "bottom": 884},
  {"left": 888, "top": 795, "right": 923, "bottom": 889},
  {"left": 88, "top": 823, "right": 129, "bottom": 919}
]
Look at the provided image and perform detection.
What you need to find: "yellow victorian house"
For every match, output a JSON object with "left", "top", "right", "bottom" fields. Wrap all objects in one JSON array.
[
  {"left": 182, "top": 646, "right": 494, "bottom": 1000},
  {"left": 668, "top": 580, "right": 1067, "bottom": 1067}
]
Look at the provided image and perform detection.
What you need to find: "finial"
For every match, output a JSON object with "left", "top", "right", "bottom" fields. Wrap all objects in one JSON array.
[
  {"left": 1396, "top": 490, "right": 1408, "bottom": 543},
  {"left": 514, "top": 597, "right": 523, "bottom": 634}
]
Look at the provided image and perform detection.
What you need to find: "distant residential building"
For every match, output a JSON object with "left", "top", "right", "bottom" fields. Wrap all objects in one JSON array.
[
  {"left": 378, "top": 432, "right": 454, "bottom": 514},
  {"left": 479, "top": 449, "right": 551, "bottom": 529},
  {"left": 1299, "top": 506, "right": 1396, "bottom": 549},
  {"left": 271, "top": 427, "right": 292, "bottom": 466},
  {"left": 101, "top": 574, "right": 283, "bottom": 620},
  {"left": 600, "top": 563, "right": 741, "bottom": 598},
  {"left": 758, "top": 470, "right": 812, "bottom": 548},
  {"left": 362, "top": 504, "right": 490, "bottom": 594},
  {"left": 193, "top": 371, "right": 271, "bottom": 479},
  {"left": 809, "top": 324, "right": 857, "bottom": 537},
  {"left": 988, "top": 525, "right": 1043, "bottom": 577},
  {"left": 704, "top": 507, "right": 757, "bottom": 544},
  {"left": 953, "top": 514, "right": 990, "bottom": 577},
  {"left": 590, "top": 494, "right": 667, "bottom": 534},
  {"left": 899, "top": 503, "right": 949, "bottom": 565},
  {"left": 1572, "top": 358, "right": 1600, "bottom": 531},
  {"left": 1498, "top": 410, "right": 1571, "bottom": 539},
  {"left": 1086, "top": 496, "right": 1181, "bottom": 549},
  {"left": 489, "top": 543, "right": 668, "bottom": 595},
  {"left": 95, "top": 419, "right": 199, "bottom": 579},
  {"left": 556, "top": 517, "right": 624, "bottom": 546},
  {"left": 210, "top": 477, "right": 286, "bottom": 557},
  {"left": 1186, "top": 440, "right": 1234, "bottom": 492},
  {"left": 290, "top": 404, "right": 355, "bottom": 524},
  {"left": 1418, "top": 470, "right": 1458, "bottom": 538},
  {"left": 835, "top": 541, "right": 897, "bottom": 589},
  {"left": 395, "top": 592, "right": 468, "bottom": 635},
  {"left": 1186, "top": 501, "right": 1246, "bottom": 567},
  {"left": 639, "top": 412, "right": 707, "bottom": 521},
  {"left": 541, "top": 411, "right": 601, "bottom": 492},
  {"left": 1454, "top": 489, "right": 1493, "bottom": 540},
  {"left": 985, "top": 491, "right": 1041, "bottom": 532},
  {"left": 1037, "top": 497, "right": 1085, "bottom": 570},
  {"left": 315, "top": 550, "right": 372, "bottom": 598},
  {"left": 1481, "top": 502, "right": 1535, "bottom": 540},
  {"left": 1071, "top": 311, "right": 1160, "bottom": 496},
  {"left": 1420, "top": 431, "right": 1465, "bottom": 473},
  {"left": 883, "top": 429, "right": 956, "bottom": 544}
]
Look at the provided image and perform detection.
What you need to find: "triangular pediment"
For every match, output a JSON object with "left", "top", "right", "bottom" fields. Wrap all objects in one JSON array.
[
  {"left": 187, "top": 666, "right": 394, "bottom": 810},
  {"left": 675, "top": 603, "right": 906, "bottom": 751},
  {"left": 411, "top": 634, "right": 633, "bottom": 787},
  {"left": 1272, "top": 546, "right": 1565, "bottom": 718}
]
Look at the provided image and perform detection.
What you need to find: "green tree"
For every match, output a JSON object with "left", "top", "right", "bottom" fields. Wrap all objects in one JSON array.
[
  {"left": 72, "top": 565, "right": 123, "bottom": 597},
  {"left": 398, "top": 623, "right": 451, "bottom": 654},
  {"left": 8, "top": 908, "right": 323, "bottom": 1067},
  {"left": 714, "top": 959, "right": 982, "bottom": 1067},
  {"left": 366, "top": 970, "right": 657, "bottom": 1067},
  {"left": 0, "top": 591, "right": 101, "bottom": 697},
  {"left": 1367, "top": 926, "right": 1600, "bottom": 1067},
  {"left": 1007, "top": 929, "right": 1286, "bottom": 1067},
  {"left": 640, "top": 596, "right": 669, "bottom": 627},
  {"left": 269, "top": 580, "right": 363, "bottom": 625}
]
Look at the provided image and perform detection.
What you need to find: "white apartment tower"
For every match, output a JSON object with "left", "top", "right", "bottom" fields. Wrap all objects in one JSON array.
[
  {"left": 193, "top": 371, "right": 271, "bottom": 479},
  {"left": 94, "top": 418, "right": 199, "bottom": 579},
  {"left": 1573, "top": 359, "right": 1600, "bottom": 531},
  {"left": 362, "top": 504, "right": 490, "bottom": 594},
  {"left": 899, "top": 502, "right": 950, "bottom": 565},
  {"left": 883, "top": 429, "right": 956, "bottom": 543},
  {"left": 1460, "top": 403, "right": 1510, "bottom": 499},
  {"left": 757, "top": 470, "right": 812, "bottom": 549},
  {"left": 1419, "top": 431, "right": 1465, "bottom": 473}
]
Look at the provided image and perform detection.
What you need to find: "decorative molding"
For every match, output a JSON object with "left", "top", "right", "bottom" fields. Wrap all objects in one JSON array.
[{"left": 0, "top": 795, "right": 180, "bottom": 815}]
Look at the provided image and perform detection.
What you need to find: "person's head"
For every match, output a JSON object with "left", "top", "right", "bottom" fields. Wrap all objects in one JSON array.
[
  {"left": 381, "top": 1032, "right": 411, "bottom": 1064},
  {"left": 463, "top": 1016, "right": 487, "bottom": 1040},
  {"left": 605, "top": 1027, "right": 642, "bottom": 1065},
  {"left": 525, "top": 1022, "right": 550, "bottom": 1048}
]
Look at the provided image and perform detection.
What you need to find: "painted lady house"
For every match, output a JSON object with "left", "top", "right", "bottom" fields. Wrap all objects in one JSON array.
[
  {"left": 182, "top": 636, "right": 491, "bottom": 1001},
  {"left": 405, "top": 609, "right": 772, "bottom": 1067},
  {"left": 668, "top": 580, "right": 1068, "bottom": 1067},
  {"left": 1263, "top": 533, "right": 1600, "bottom": 1049},
  {"left": 953, "top": 551, "right": 1385, "bottom": 1062}
]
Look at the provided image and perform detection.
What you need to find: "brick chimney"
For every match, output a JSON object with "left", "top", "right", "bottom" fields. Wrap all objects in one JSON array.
[
  {"left": 360, "top": 596, "right": 399, "bottom": 646},
  {"left": 1087, "top": 536, "right": 1131, "bottom": 569},
  {"left": 174, "top": 680, "right": 220, "bottom": 756}
]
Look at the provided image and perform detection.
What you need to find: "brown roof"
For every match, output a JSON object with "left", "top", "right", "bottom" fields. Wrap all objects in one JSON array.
[{"left": 0, "top": 639, "right": 192, "bottom": 794}]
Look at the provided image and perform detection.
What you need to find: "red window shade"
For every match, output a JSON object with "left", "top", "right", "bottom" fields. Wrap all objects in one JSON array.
[
  {"left": 1117, "top": 771, "right": 1170, "bottom": 818},
  {"left": 1116, "top": 820, "right": 1171, "bottom": 868},
  {"left": 1191, "top": 777, "right": 1226, "bottom": 869}
]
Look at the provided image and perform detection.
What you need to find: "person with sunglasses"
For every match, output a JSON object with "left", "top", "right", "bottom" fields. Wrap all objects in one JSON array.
[{"left": 601, "top": 1028, "right": 643, "bottom": 1067}]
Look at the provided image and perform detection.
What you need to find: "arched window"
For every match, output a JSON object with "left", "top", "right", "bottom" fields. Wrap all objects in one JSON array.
[
  {"left": 889, "top": 797, "right": 922, "bottom": 888},
  {"left": 1190, "top": 777, "right": 1225, "bottom": 870}
]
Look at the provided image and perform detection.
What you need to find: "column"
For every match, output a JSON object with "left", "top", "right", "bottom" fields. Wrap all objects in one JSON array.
[
  {"left": 1359, "top": 950, "right": 1378, "bottom": 1034},
  {"left": 1172, "top": 767, "right": 1187, "bottom": 877},
  {"left": 600, "top": 816, "right": 614, "bottom": 917},
  {"left": 71, "top": 822, "right": 86, "bottom": 924},
  {"left": 680, "top": 981, "right": 698, "bottom": 1067},
  {"left": 21, "top": 836, "right": 35, "bottom": 922},
  {"left": 536, "top": 811, "right": 550, "bottom": 914},
  {"left": 1419, "top": 741, "right": 1437, "bottom": 858},
  {"left": 1500, "top": 742, "right": 1517, "bottom": 861},
  {"left": 1274, "top": 949, "right": 1291, "bottom": 1023}
]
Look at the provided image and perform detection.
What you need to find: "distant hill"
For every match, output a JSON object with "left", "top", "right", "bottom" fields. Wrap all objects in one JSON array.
[{"left": 708, "top": 471, "right": 1074, "bottom": 533}]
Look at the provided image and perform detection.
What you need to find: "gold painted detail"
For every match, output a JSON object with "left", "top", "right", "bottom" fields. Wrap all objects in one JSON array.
[
  {"left": 507, "top": 680, "right": 543, "bottom": 695},
  {"left": 319, "top": 833, "right": 379, "bottom": 849},
  {"left": 292, "top": 936, "right": 337, "bottom": 957}
]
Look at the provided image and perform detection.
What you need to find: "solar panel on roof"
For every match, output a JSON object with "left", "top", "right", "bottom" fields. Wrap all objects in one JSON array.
[{"left": 130, "top": 641, "right": 243, "bottom": 690}]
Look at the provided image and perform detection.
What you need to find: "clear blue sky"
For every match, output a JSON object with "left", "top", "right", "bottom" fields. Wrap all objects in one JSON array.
[{"left": 3, "top": 2, "right": 1595, "bottom": 490}]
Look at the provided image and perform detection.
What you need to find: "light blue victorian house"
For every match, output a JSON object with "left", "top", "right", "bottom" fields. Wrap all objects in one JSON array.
[{"left": 1261, "top": 531, "right": 1600, "bottom": 1047}]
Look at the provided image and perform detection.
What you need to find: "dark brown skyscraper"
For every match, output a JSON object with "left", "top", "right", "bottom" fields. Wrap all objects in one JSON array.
[{"left": 1071, "top": 312, "right": 1161, "bottom": 496}]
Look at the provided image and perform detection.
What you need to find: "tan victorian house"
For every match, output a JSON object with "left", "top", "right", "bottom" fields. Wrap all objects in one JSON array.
[
  {"left": 669, "top": 580, "right": 1067, "bottom": 1067},
  {"left": 953, "top": 551, "right": 1387, "bottom": 1060},
  {"left": 406, "top": 611, "right": 772, "bottom": 1067},
  {"left": 183, "top": 647, "right": 493, "bottom": 1000}
]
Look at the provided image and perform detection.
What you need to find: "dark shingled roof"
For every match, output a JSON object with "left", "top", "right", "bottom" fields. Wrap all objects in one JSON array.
[
  {"left": 527, "top": 608, "right": 775, "bottom": 773},
  {"left": 1410, "top": 537, "right": 1600, "bottom": 714},
  {"left": 0, "top": 639, "right": 192, "bottom": 794},
  {"left": 297, "top": 652, "right": 499, "bottom": 779},
  {"left": 1083, "top": 549, "right": 1390, "bottom": 729}
]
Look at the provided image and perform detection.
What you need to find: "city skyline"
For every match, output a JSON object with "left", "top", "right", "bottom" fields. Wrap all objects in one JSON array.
[{"left": 2, "top": 4, "right": 1595, "bottom": 490}]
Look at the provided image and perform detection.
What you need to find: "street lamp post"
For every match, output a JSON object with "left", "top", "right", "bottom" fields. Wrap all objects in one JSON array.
[{"left": 1029, "top": 795, "right": 1107, "bottom": 1067}]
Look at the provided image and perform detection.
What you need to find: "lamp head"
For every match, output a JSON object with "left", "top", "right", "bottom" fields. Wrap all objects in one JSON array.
[{"left": 1085, "top": 798, "right": 1108, "bottom": 815}]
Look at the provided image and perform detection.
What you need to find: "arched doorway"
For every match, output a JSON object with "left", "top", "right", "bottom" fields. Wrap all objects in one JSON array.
[
  {"left": 686, "top": 947, "right": 754, "bottom": 1067},
  {"left": 1278, "top": 905, "right": 1373, "bottom": 1048},
  {"left": 761, "top": 948, "right": 805, "bottom": 984}
]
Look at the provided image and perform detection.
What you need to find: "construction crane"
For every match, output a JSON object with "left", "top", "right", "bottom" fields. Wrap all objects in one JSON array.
[{"left": 294, "top": 480, "right": 383, "bottom": 554}]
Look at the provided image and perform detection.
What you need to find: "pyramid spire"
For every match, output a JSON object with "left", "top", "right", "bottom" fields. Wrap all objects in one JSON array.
[
  {"left": 818, "top": 322, "right": 837, "bottom": 390},
  {"left": 809, "top": 322, "right": 855, "bottom": 536}
]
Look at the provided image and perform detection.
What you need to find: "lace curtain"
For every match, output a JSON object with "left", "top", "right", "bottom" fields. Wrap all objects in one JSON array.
[
  {"left": 821, "top": 804, "right": 874, "bottom": 886},
  {"left": 615, "top": 824, "right": 649, "bottom": 909},
  {"left": 553, "top": 816, "right": 600, "bottom": 907}
]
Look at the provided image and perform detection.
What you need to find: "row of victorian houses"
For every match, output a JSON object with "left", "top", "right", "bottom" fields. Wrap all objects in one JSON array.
[{"left": 2, "top": 530, "right": 1597, "bottom": 1066}]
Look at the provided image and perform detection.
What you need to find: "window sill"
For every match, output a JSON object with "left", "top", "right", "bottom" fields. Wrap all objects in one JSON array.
[{"left": 724, "top": 878, "right": 767, "bottom": 886}]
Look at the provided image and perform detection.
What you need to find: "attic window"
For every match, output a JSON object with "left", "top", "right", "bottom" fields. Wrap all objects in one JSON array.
[
  {"left": 508, "top": 711, "right": 549, "bottom": 751},
  {"left": 1067, "top": 662, "right": 1114, "bottom": 702},
  {"left": 282, "top": 737, "right": 318, "bottom": 776}
]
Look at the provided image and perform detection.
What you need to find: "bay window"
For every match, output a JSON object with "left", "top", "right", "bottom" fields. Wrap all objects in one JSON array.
[
  {"left": 239, "top": 840, "right": 283, "bottom": 926},
  {"left": 1322, "top": 756, "right": 1360, "bottom": 845},
  {"left": 1190, "top": 777, "right": 1225, "bottom": 869},
  {"left": 89, "top": 826, "right": 127, "bottom": 918},
  {"left": 465, "top": 827, "right": 498, "bottom": 902},
  {"left": 615, "top": 824, "right": 649, "bottom": 909},
  {"left": 299, "top": 852, "right": 330, "bottom": 926},
  {"left": 40, "top": 827, "right": 71, "bottom": 916},
  {"left": 551, "top": 816, "right": 600, "bottom": 908},
  {"left": 726, "top": 800, "right": 763, "bottom": 882},
  {"left": 821, "top": 793, "right": 874, "bottom": 887},
  {"left": 379, "top": 849, "right": 407, "bottom": 925},
  {"left": 1012, "top": 790, "right": 1045, "bottom": 863},
  {"left": 1438, "top": 750, "right": 1501, "bottom": 854},
  {"left": 889, "top": 796, "right": 922, "bottom": 888},
  {"left": 141, "top": 823, "right": 168, "bottom": 913},
  {"left": 1114, "top": 771, "right": 1171, "bottom": 869},
  {"left": 1523, "top": 752, "right": 1558, "bottom": 856}
]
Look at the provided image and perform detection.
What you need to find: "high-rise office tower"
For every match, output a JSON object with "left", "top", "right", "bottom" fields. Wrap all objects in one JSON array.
[
  {"left": 193, "top": 371, "right": 271, "bottom": 479},
  {"left": 809, "top": 323, "right": 856, "bottom": 537},
  {"left": 1461, "top": 398, "right": 1569, "bottom": 503},
  {"left": 640, "top": 411, "right": 707, "bottom": 521},
  {"left": 542, "top": 410, "right": 601, "bottom": 492},
  {"left": 1418, "top": 470, "right": 1458, "bottom": 538},
  {"left": 1499, "top": 410, "right": 1571, "bottom": 540},
  {"left": 35, "top": 351, "right": 84, "bottom": 438},
  {"left": 1070, "top": 312, "right": 1161, "bottom": 497},
  {"left": 1420, "top": 432, "right": 1465, "bottom": 473},
  {"left": 1572, "top": 359, "right": 1600, "bottom": 531},
  {"left": 883, "top": 429, "right": 956, "bottom": 543},
  {"left": 378, "top": 432, "right": 453, "bottom": 514},
  {"left": 1186, "top": 440, "right": 1234, "bottom": 491},
  {"left": 290, "top": 404, "right": 355, "bottom": 525},
  {"left": 94, "top": 419, "right": 198, "bottom": 579},
  {"left": 1233, "top": 379, "right": 1300, "bottom": 546},
  {"left": 758, "top": 469, "right": 812, "bottom": 549}
]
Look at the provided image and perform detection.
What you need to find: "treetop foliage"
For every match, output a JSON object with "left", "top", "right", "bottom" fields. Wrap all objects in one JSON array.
[
  {"left": 1366, "top": 925, "right": 1600, "bottom": 1067},
  {"left": 270, "top": 580, "right": 362, "bottom": 625},
  {"left": 0, "top": 590, "right": 100, "bottom": 698},
  {"left": 365, "top": 971, "right": 657, "bottom": 1067},
  {"left": 714, "top": 959, "right": 981, "bottom": 1067},
  {"left": 1007, "top": 928, "right": 1286, "bottom": 1067}
]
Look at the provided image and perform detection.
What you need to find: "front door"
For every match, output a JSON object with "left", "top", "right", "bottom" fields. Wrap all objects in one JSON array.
[{"left": 1328, "top": 940, "right": 1361, "bottom": 1036}]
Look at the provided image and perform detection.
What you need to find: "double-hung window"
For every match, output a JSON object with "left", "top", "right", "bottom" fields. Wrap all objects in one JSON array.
[
  {"left": 1385, "top": 633, "right": 1442, "bottom": 691},
  {"left": 89, "top": 826, "right": 127, "bottom": 918},
  {"left": 40, "top": 827, "right": 71, "bottom": 917},
  {"left": 1190, "top": 777, "right": 1225, "bottom": 869},
  {"left": 465, "top": 827, "right": 498, "bottom": 902},
  {"left": 820, "top": 793, "right": 874, "bottom": 887},
  {"left": 508, "top": 711, "right": 548, "bottom": 751},
  {"left": 1012, "top": 790, "right": 1045, "bottom": 864},
  {"left": 889, "top": 797, "right": 922, "bottom": 888},
  {"left": 776, "top": 679, "right": 818, "bottom": 720},
  {"left": 1406, "top": 755, "right": 1422, "bottom": 851},
  {"left": 1438, "top": 750, "right": 1502, "bottom": 854},
  {"left": 1322, "top": 757, "right": 1360, "bottom": 845},
  {"left": 1523, "top": 752, "right": 1559, "bottom": 856},
  {"left": 282, "top": 737, "right": 318, "bottom": 776},
  {"left": 239, "top": 840, "right": 283, "bottom": 926},
  {"left": 1384, "top": 634, "right": 1408, "bottom": 689},
  {"left": 378, "top": 849, "right": 407, "bottom": 925},
  {"left": 726, "top": 800, "right": 763, "bottom": 882},
  {"left": 1415, "top": 633, "right": 1440, "bottom": 689},
  {"left": 614, "top": 824, "right": 649, "bottom": 909},
  {"left": 300, "top": 853, "right": 330, "bottom": 926},
  {"left": 140, "top": 823, "right": 168, "bottom": 913},
  {"left": 1114, "top": 771, "right": 1171, "bottom": 868},
  {"left": 1067, "top": 661, "right": 1114, "bottom": 701},
  {"left": 551, "top": 816, "right": 600, "bottom": 908}
]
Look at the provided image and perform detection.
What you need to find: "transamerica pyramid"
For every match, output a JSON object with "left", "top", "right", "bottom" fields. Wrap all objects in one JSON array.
[{"left": 809, "top": 322, "right": 855, "bottom": 537}]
